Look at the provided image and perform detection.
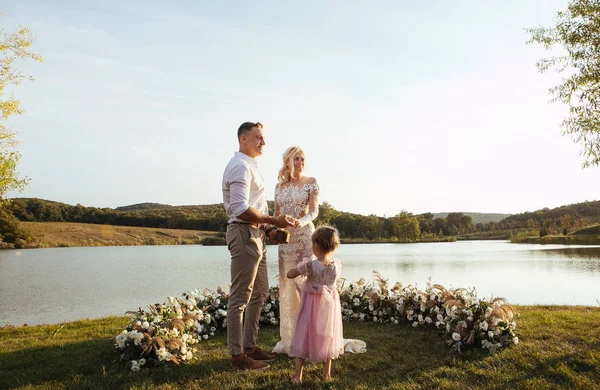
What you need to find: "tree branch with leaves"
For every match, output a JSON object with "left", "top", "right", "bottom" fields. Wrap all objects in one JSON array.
[
  {"left": 527, "top": 0, "right": 600, "bottom": 167},
  {"left": 0, "top": 19, "right": 42, "bottom": 202}
]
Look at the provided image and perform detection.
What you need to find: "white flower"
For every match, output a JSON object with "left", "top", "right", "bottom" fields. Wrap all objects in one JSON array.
[
  {"left": 488, "top": 331, "right": 494, "bottom": 338},
  {"left": 373, "top": 316, "right": 378, "bottom": 322},
  {"left": 412, "top": 321, "right": 419, "bottom": 328},
  {"left": 186, "top": 351, "right": 193, "bottom": 360},
  {"left": 115, "top": 334, "right": 127, "bottom": 349},
  {"left": 203, "top": 334, "right": 208, "bottom": 340},
  {"left": 369, "top": 305, "right": 374, "bottom": 312},
  {"left": 452, "top": 333, "right": 461, "bottom": 341},
  {"left": 512, "top": 337, "right": 519, "bottom": 345},
  {"left": 142, "top": 321, "right": 150, "bottom": 329},
  {"left": 418, "top": 314, "right": 424, "bottom": 323},
  {"left": 135, "top": 321, "right": 142, "bottom": 327},
  {"left": 480, "top": 321, "right": 489, "bottom": 331},
  {"left": 353, "top": 298, "right": 360, "bottom": 306},
  {"left": 393, "top": 320, "right": 399, "bottom": 325},
  {"left": 129, "top": 331, "right": 144, "bottom": 346},
  {"left": 131, "top": 364, "right": 140, "bottom": 372},
  {"left": 138, "top": 358, "right": 146, "bottom": 366},
  {"left": 425, "top": 317, "right": 432, "bottom": 324},
  {"left": 156, "top": 347, "right": 173, "bottom": 362},
  {"left": 437, "top": 314, "right": 444, "bottom": 322}
]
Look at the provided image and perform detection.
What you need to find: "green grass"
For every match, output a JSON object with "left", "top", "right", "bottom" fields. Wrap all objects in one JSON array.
[
  {"left": 572, "top": 225, "right": 600, "bottom": 236},
  {"left": 1, "top": 306, "right": 600, "bottom": 389}
]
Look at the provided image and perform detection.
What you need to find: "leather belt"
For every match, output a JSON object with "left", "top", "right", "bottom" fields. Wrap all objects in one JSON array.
[{"left": 229, "top": 221, "right": 260, "bottom": 228}]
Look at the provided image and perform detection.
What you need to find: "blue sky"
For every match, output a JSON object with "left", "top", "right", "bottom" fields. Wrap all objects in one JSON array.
[{"left": 2, "top": 0, "right": 599, "bottom": 216}]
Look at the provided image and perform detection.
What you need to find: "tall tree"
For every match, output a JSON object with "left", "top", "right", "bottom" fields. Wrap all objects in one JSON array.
[
  {"left": 527, "top": 0, "right": 600, "bottom": 167},
  {"left": 0, "top": 21, "right": 42, "bottom": 202}
]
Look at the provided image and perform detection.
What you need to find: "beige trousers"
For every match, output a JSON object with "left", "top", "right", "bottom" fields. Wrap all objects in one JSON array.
[{"left": 226, "top": 223, "right": 269, "bottom": 356}]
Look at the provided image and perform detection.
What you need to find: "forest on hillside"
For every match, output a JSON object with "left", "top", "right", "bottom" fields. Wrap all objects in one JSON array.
[{"left": 3, "top": 198, "right": 599, "bottom": 243}]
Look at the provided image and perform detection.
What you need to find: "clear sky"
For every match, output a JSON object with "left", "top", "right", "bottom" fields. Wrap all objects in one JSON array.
[{"left": 2, "top": 0, "right": 598, "bottom": 216}]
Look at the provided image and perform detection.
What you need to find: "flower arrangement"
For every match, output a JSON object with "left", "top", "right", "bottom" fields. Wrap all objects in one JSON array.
[
  {"left": 338, "top": 272, "right": 519, "bottom": 354},
  {"left": 115, "top": 286, "right": 280, "bottom": 370},
  {"left": 116, "top": 274, "right": 517, "bottom": 370}
]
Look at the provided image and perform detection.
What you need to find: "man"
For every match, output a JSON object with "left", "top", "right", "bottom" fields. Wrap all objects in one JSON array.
[{"left": 222, "top": 121, "right": 294, "bottom": 370}]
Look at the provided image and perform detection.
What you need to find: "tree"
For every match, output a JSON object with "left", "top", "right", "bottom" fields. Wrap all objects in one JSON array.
[
  {"left": 0, "top": 21, "right": 42, "bottom": 202},
  {"left": 527, "top": 0, "right": 600, "bottom": 167},
  {"left": 388, "top": 212, "right": 420, "bottom": 240}
]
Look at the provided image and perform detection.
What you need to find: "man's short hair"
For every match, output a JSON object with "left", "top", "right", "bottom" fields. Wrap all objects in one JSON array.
[{"left": 238, "top": 122, "right": 263, "bottom": 138}]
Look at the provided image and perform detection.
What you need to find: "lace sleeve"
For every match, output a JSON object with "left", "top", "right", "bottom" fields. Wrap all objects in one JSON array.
[
  {"left": 274, "top": 184, "right": 281, "bottom": 216},
  {"left": 296, "top": 258, "right": 314, "bottom": 276},
  {"left": 298, "top": 178, "right": 319, "bottom": 227}
]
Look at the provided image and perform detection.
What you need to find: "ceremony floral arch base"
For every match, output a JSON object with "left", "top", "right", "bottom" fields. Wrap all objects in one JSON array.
[{"left": 115, "top": 273, "right": 518, "bottom": 371}]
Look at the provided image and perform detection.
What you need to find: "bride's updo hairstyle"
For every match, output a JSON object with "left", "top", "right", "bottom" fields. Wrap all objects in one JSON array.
[
  {"left": 278, "top": 146, "right": 304, "bottom": 184},
  {"left": 312, "top": 225, "right": 340, "bottom": 254}
]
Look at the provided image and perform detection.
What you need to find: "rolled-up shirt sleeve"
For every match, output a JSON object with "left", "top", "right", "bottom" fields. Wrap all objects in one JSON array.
[{"left": 229, "top": 164, "right": 252, "bottom": 218}]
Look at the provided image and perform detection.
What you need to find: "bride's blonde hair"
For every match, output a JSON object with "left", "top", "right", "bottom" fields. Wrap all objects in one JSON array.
[{"left": 278, "top": 146, "right": 304, "bottom": 184}]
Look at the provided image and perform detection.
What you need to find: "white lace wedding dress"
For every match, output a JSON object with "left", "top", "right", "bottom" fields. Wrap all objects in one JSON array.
[
  {"left": 272, "top": 178, "right": 366, "bottom": 355},
  {"left": 271, "top": 178, "right": 319, "bottom": 354}
]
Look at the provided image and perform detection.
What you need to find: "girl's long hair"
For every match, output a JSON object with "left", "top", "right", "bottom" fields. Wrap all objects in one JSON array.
[{"left": 278, "top": 146, "right": 304, "bottom": 184}]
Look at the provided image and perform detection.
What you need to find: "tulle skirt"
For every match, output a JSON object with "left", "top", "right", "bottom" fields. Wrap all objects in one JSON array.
[{"left": 289, "top": 283, "right": 344, "bottom": 363}]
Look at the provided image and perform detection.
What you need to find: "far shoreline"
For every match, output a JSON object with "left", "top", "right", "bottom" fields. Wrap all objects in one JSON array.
[{"left": 6, "top": 221, "right": 600, "bottom": 249}]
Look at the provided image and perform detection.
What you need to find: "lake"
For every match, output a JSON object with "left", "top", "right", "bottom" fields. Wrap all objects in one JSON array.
[{"left": 1, "top": 241, "right": 599, "bottom": 326}]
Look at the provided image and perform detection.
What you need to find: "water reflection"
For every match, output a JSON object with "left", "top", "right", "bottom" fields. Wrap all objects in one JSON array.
[
  {"left": 0, "top": 241, "right": 599, "bottom": 326},
  {"left": 542, "top": 247, "right": 600, "bottom": 259}
]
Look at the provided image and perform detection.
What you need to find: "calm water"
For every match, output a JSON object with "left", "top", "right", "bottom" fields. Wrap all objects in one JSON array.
[{"left": 1, "top": 241, "right": 599, "bottom": 326}]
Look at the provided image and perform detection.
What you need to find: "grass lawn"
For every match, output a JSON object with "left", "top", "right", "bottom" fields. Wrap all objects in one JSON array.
[
  {"left": 1, "top": 306, "right": 599, "bottom": 389},
  {"left": 19, "top": 222, "right": 221, "bottom": 248}
]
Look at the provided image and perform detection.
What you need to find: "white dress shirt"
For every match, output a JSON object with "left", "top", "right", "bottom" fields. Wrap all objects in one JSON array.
[{"left": 222, "top": 151, "right": 268, "bottom": 224}]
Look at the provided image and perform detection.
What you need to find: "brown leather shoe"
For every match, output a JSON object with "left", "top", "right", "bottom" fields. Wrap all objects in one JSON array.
[
  {"left": 245, "top": 347, "right": 276, "bottom": 362},
  {"left": 230, "top": 354, "right": 270, "bottom": 371}
]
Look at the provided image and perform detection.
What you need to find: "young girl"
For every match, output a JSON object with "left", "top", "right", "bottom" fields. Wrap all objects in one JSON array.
[{"left": 286, "top": 225, "right": 344, "bottom": 383}]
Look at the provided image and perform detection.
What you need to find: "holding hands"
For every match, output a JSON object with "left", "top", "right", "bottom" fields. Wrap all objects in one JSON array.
[{"left": 266, "top": 214, "right": 298, "bottom": 244}]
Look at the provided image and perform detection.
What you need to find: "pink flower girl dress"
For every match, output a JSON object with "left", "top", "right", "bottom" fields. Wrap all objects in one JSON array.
[{"left": 289, "top": 257, "right": 344, "bottom": 362}]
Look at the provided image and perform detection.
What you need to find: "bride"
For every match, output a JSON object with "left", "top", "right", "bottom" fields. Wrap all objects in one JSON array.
[{"left": 272, "top": 146, "right": 366, "bottom": 355}]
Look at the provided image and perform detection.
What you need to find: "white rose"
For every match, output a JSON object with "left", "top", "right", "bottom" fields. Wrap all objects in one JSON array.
[{"left": 452, "top": 333, "right": 461, "bottom": 341}]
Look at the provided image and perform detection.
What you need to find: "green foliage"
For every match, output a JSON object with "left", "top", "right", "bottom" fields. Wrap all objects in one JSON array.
[
  {"left": 498, "top": 200, "right": 600, "bottom": 230},
  {"left": 571, "top": 224, "right": 600, "bottom": 235},
  {"left": 527, "top": 0, "right": 600, "bottom": 167},
  {"left": 0, "top": 20, "right": 42, "bottom": 203},
  {"left": 0, "top": 207, "right": 30, "bottom": 246}
]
